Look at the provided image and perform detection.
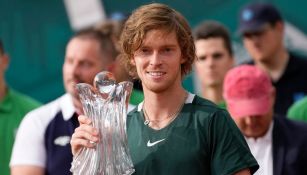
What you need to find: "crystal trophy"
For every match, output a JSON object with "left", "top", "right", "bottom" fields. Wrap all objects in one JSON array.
[{"left": 70, "top": 71, "right": 135, "bottom": 175}]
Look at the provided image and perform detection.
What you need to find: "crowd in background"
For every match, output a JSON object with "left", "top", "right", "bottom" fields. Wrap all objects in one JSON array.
[{"left": 1, "top": 1, "right": 307, "bottom": 175}]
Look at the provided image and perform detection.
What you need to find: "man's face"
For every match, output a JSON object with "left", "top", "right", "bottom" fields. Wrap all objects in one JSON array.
[
  {"left": 63, "top": 37, "right": 109, "bottom": 114},
  {"left": 194, "top": 38, "right": 234, "bottom": 88},
  {"left": 242, "top": 23, "right": 284, "bottom": 62},
  {"left": 233, "top": 112, "right": 273, "bottom": 139},
  {"left": 132, "top": 29, "right": 184, "bottom": 93}
]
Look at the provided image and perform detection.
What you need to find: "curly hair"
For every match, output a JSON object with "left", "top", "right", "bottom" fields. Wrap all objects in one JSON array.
[{"left": 119, "top": 3, "right": 195, "bottom": 78}]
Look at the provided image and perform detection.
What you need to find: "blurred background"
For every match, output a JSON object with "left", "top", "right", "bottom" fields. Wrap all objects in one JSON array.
[{"left": 1, "top": 0, "right": 306, "bottom": 103}]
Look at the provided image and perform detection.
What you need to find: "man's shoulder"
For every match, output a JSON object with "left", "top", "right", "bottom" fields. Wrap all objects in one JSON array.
[
  {"left": 9, "top": 89, "right": 42, "bottom": 108},
  {"left": 274, "top": 116, "right": 307, "bottom": 137},
  {"left": 289, "top": 52, "right": 307, "bottom": 62},
  {"left": 189, "top": 95, "right": 227, "bottom": 115},
  {"left": 23, "top": 94, "right": 67, "bottom": 123},
  {"left": 288, "top": 52, "right": 307, "bottom": 69}
]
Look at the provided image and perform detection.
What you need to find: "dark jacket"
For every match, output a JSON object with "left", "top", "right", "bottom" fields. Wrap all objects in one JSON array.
[{"left": 273, "top": 115, "right": 307, "bottom": 175}]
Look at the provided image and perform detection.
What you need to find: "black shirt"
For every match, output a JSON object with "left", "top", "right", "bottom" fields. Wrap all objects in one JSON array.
[{"left": 245, "top": 53, "right": 307, "bottom": 115}]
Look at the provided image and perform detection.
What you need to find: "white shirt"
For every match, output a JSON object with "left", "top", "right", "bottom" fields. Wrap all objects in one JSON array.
[
  {"left": 245, "top": 122, "right": 274, "bottom": 175},
  {"left": 10, "top": 94, "right": 75, "bottom": 167}
]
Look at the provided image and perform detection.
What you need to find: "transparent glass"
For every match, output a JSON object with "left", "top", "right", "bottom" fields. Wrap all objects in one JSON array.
[{"left": 70, "top": 71, "right": 135, "bottom": 175}]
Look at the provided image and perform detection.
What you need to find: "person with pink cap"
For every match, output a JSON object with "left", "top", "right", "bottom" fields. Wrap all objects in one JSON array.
[{"left": 223, "top": 65, "right": 307, "bottom": 175}]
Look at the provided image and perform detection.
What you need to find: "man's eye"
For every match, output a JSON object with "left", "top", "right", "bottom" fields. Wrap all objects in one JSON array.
[
  {"left": 141, "top": 48, "right": 150, "bottom": 53},
  {"left": 81, "top": 62, "right": 92, "bottom": 68},
  {"left": 163, "top": 48, "right": 174, "bottom": 53},
  {"left": 198, "top": 56, "right": 206, "bottom": 61},
  {"left": 213, "top": 53, "right": 223, "bottom": 60},
  {"left": 164, "top": 48, "right": 171, "bottom": 52}
]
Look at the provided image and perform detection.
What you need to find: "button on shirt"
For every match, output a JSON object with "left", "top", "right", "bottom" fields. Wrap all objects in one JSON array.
[{"left": 245, "top": 122, "right": 274, "bottom": 175}]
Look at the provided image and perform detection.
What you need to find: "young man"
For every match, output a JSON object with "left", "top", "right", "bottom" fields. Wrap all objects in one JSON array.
[
  {"left": 71, "top": 3, "right": 259, "bottom": 174},
  {"left": 10, "top": 29, "right": 117, "bottom": 175},
  {"left": 193, "top": 21, "right": 234, "bottom": 108},
  {"left": 238, "top": 2, "right": 307, "bottom": 115},
  {"left": 223, "top": 65, "right": 307, "bottom": 175},
  {"left": 0, "top": 39, "right": 41, "bottom": 175}
]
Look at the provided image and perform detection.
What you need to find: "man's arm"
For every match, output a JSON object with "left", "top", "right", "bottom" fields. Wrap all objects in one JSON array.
[
  {"left": 234, "top": 168, "right": 251, "bottom": 175},
  {"left": 11, "top": 165, "right": 44, "bottom": 175}
]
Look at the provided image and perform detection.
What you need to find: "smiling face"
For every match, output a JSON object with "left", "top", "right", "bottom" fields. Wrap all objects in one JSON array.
[
  {"left": 63, "top": 37, "right": 109, "bottom": 114},
  {"left": 195, "top": 38, "right": 234, "bottom": 88},
  {"left": 132, "top": 29, "right": 184, "bottom": 93}
]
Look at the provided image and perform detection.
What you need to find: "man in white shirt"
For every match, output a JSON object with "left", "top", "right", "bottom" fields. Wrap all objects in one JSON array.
[
  {"left": 223, "top": 65, "right": 307, "bottom": 175},
  {"left": 10, "top": 28, "right": 118, "bottom": 175}
]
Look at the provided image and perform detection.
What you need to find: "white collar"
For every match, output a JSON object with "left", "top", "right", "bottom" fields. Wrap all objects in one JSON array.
[
  {"left": 137, "top": 92, "right": 195, "bottom": 112},
  {"left": 60, "top": 93, "right": 76, "bottom": 121}
]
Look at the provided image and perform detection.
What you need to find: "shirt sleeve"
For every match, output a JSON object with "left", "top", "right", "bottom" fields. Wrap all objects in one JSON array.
[
  {"left": 209, "top": 110, "right": 259, "bottom": 175},
  {"left": 10, "top": 110, "right": 47, "bottom": 168}
]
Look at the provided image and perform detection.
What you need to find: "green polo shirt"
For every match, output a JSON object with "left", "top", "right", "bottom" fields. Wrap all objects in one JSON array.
[
  {"left": 127, "top": 95, "right": 258, "bottom": 175},
  {"left": 0, "top": 88, "right": 41, "bottom": 175}
]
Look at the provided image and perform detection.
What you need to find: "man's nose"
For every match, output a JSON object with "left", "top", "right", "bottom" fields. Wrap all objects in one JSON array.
[
  {"left": 149, "top": 51, "right": 162, "bottom": 66},
  {"left": 71, "top": 62, "right": 81, "bottom": 77}
]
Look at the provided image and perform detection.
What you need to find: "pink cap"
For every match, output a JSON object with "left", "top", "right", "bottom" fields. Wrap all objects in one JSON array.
[{"left": 223, "top": 65, "right": 273, "bottom": 118}]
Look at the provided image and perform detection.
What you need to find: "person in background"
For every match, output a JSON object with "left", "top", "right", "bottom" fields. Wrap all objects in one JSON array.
[
  {"left": 237, "top": 2, "right": 307, "bottom": 115},
  {"left": 10, "top": 29, "right": 117, "bottom": 175},
  {"left": 287, "top": 96, "right": 307, "bottom": 122},
  {"left": 95, "top": 19, "right": 144, "bottom": 107},
  {"left": 70, "top": 3, "right": 259, "bottom": 175},
  {"left": 0, "top": 39, "right": 41, "bottom": 175},
  {"left": 193, "top": 20, "right": 234, "bottom": 109},
  {"left": 223, "top": 65, "right": 307, "bottom": 175}
]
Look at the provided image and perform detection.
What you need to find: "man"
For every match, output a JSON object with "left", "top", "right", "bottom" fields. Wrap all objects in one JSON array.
[
  {"left": 71, "top": 3, "right": 259, "bottom": 175},
  {"left": 223, "top": 65, "right": 307, "bottom": 175},
  {"left": 193, "top": 21, "right": 234, "bottom": 108},
  {"left": 0, "top": 39, "right": 41, "bottom": 175},
  {"left": 10, "top": 29, "right": 117, "bottom": 175},
  {"left": 238, "top": 2, "right": 307, "bottom": 115}
]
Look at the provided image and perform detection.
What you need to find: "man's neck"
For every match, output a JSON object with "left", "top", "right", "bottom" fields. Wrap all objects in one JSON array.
[
  {"left": 201, "top": 85, "right": 223, "bottom": 105},
  {"left": 142, "top": 85, "right": 187, "bottom": 121},
  {"left": 255, "top": 48, "right": 289, "bottom": 82}
]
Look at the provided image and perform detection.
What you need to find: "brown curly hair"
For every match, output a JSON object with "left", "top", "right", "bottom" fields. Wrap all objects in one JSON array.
[{"left": 119, "top": 3, "right": 196, "bottom": 78}]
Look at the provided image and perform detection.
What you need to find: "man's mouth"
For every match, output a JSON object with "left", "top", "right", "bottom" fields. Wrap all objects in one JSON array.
[{"left": 146, "top": 71, "right": 166, "bottom": 77}]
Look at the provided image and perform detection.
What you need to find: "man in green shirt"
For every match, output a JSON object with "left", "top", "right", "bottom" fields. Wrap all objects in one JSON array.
[
  {"left": 71, "top": 3, "right": 259, "bottom": 174},
  {"left": 193, "top": 21, "right": 234, "bottom": 109},
  {"left": 0, "top": 39, "right": 41, "bottom": 175}
]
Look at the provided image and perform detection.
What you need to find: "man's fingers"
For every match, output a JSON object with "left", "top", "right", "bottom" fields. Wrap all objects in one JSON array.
[
  {"left": 75, "top": 123, "right": 99, "bottom": 136},
  {"left": 78, "top": 115, "right": 92, "bottom": 125},
  {"left": 72, "top": 130, "right": 99, "bottom": 143}
]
